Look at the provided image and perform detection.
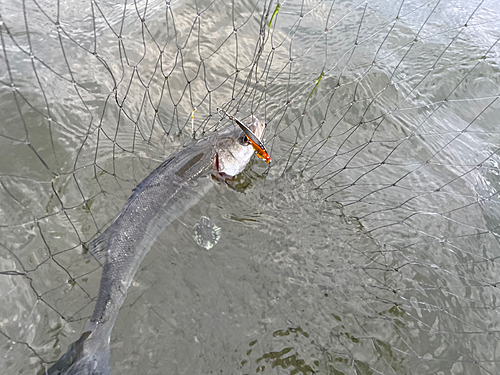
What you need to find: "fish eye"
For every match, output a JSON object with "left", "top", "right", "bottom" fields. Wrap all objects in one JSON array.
[{"left": 239, "top": 134, "right": 249, "bottom": 145}]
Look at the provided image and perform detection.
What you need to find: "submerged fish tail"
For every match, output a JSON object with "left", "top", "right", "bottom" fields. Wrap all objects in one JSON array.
[{"left": 46, "top": 330, "right": 110, "bottom": 375}]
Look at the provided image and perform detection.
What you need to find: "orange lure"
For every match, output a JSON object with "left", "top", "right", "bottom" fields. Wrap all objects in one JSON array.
[
  {"left": 218, "top": 109, "right": 271, "bottom": 163},
  {"left": 246, "top": 136, "right": 271, "bottom": 163}
]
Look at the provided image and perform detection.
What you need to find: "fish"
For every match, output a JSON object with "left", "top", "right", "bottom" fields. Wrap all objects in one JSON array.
[{"left": 45, "top": 117, "right": 266, "bottom": 375}]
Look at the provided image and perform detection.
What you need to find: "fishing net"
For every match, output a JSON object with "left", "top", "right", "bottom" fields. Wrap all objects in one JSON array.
[{"left": 1, "top": 0, "right": 500, "bottom": 373}]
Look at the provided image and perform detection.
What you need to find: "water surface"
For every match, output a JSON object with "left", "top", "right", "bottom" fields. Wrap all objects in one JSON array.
[{"left": 1, "top": 0, "right": 500, "bottom": 374}]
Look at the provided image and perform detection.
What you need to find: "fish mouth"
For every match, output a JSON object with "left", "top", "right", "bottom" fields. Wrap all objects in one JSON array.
[{"left": 248, "top": 117, "right": 267, "bottom": 139}]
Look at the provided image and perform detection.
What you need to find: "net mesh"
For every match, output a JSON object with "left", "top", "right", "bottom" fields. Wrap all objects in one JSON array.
[{"left": 1, "top": 0, "right": 500, "bottom": 373}]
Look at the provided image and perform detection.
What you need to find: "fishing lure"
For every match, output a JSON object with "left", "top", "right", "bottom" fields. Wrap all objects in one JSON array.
[{"left": 217, "top": 108, "right": 271, "bottom": 163}]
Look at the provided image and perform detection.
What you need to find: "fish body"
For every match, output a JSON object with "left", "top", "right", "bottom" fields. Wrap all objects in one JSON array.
[{"left": 47, "top": 118, "right": 265, "bottom": 375}]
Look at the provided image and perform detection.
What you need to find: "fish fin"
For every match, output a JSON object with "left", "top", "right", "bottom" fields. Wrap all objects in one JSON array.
[
  {"left": 44, "top": 330, "right": 111, "bottom": 375},
  {"left": 86, "top": 225, "right": 115, "bottom": 263}
]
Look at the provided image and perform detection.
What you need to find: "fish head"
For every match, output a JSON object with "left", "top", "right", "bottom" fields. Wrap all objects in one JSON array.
[{"left": 212, "top": 116, "right": 266, "bottom": 180}]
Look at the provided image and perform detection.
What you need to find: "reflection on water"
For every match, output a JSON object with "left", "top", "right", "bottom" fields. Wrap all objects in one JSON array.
[{"left": 1, "top": 0, "right": 500, "bottom": 374}]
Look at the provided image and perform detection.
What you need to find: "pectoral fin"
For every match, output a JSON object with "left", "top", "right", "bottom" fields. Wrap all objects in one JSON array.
[{"left": 85, "top": 225, "right": 115, "bottom": 264}]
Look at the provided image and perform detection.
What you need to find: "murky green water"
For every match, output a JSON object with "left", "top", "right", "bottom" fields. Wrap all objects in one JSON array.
[{"left": 1, "top": 0, "right": 500, "bottom": 374}]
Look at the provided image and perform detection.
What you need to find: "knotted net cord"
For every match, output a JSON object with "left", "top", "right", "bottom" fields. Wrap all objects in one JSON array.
[{"left": 1, "top": 0, "right": 500, "bottom": 373}]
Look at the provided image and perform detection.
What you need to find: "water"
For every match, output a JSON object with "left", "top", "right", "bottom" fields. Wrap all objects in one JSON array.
[{"left": 1, "top": 0, "right": 500, "bottom": 374}]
